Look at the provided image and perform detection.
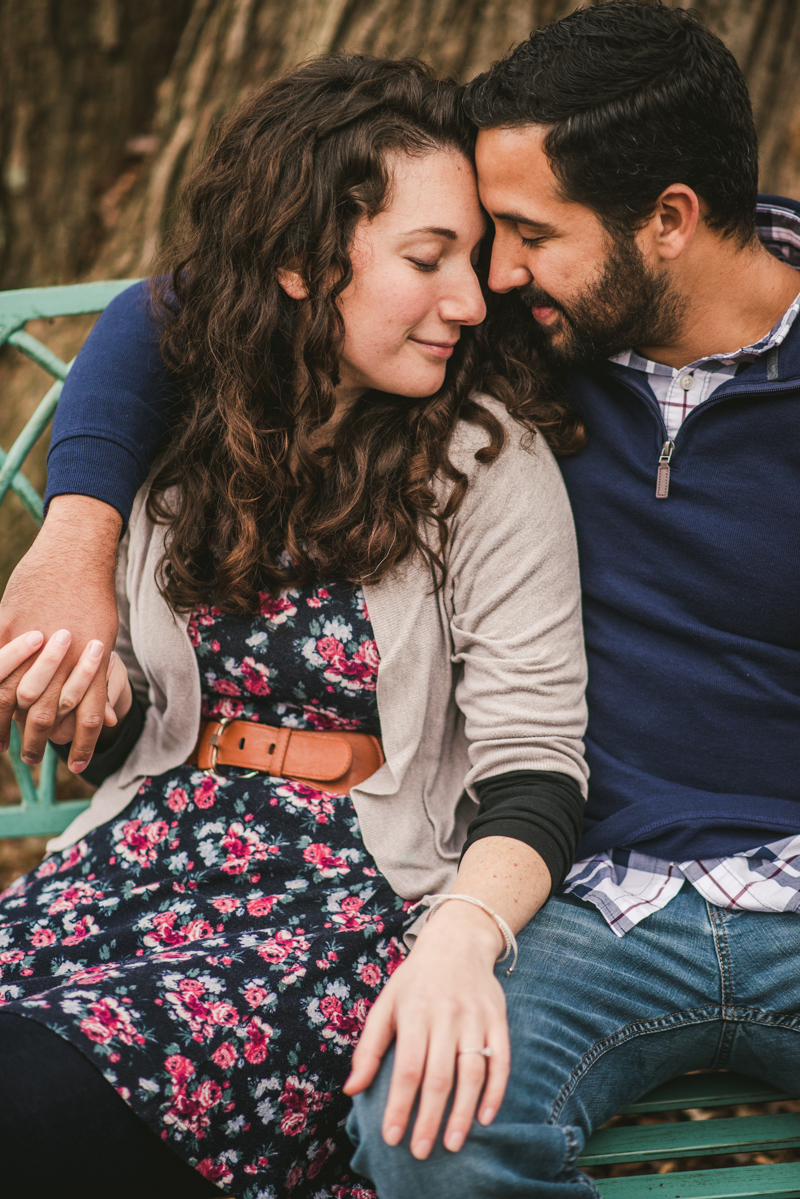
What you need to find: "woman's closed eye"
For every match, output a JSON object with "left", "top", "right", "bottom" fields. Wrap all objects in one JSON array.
[{"left": 407, "top": 256, "right": 440, "bottom": 272}]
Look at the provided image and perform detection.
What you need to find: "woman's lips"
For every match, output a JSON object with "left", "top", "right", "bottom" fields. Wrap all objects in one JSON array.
[
  {"left": 410, "top": 338, "right": 456, "bottom": 358},
  {"left": 531, "top": 305, "right": 558, "bottom": 323}
]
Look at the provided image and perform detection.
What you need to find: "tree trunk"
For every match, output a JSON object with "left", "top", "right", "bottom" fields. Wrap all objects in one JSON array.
[{"left": 2, "top": 0, "right": 799, "bottom": 289}]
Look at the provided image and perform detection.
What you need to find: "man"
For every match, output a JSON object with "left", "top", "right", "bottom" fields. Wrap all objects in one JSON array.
[{"left": 0, "top": 3, "right": 798, "bottom": 1196}]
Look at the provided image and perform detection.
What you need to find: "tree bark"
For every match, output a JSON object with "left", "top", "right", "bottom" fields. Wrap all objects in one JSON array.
[{"left": 2, "top": 0, "right": 799, "bottom": 288}]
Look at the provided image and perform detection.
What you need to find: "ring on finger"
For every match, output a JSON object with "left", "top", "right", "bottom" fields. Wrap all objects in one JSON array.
[{"left": 458, "top": 1047, "right": 492, "bottom": 1058}]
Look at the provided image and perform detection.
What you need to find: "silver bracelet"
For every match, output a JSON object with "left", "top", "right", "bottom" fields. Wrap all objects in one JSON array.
[{"left": 410, "top": 892, "right": 518, "bottom": 975}]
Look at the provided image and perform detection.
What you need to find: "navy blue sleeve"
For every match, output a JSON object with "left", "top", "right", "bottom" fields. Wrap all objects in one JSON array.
[{"left": 44, "top": 281, "right": 183, "bottom": 529}]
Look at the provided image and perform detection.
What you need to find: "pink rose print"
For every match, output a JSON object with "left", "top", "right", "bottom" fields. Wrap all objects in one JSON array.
[
  {"left": 62, "top": 912, "right": 100, "bottom": 945},
  {"left": 165, "top": 977, "right": 238, "bottom": 1040},
  {"left": 274, "top": 781, "right": 336, "bottom": 823},
  {"left": 211, "top": 896, "right": 239, "bottom": 914},
  {"left": 46, "top": 879, "right": 104, "bottom": 915},
  {"left": 166, "top": 786, "right": 189, "bottom": 813},
  {"left": 328, "top": 895, "right": 384, "bottom": 934},
  {"left": 303, "top": 842, "right": 350, "bottom": 878},
  {"left": 243, "top": 984, "right": 271, "bottom": 1008},
  {"left": 243, "top": 1014, "right": 273, "bottom": 1063},
  {"left": 311, "top": 990, "right": 371, "bottom": 1050},
  {"left": 0, "top": 949, "right": 24, "bottom": 964},
  {"left": 30, "top": 927, "right": 56, "bottom": 948},
  {"left": 221, "top": 822, "right": 271, "bottom": 875},
  {"left": 256, "top": 928, "right": 310, "bottom": 966},
  {"left": 279, "top": 1074, "right": 330, "bottom": 1137},
  {"left": 202, "top": 695, "right": 245, "bottom": 720},
  {"left": 58, "top": 841, "right": 88, "bottom": 872},
  {"left": 211, "top": 1041, "right": 237, "bottom": 1070},
  {"left": 165, "top": 1053, "right": 195, "bottom": 1082},
  {"left": 308, "top": 1137, "right": 337, "bottom": 1179},
  {"left": 142, "top": 910, "right": 214, "bottom": 949},
  {"left": 193, "top": 775, "right": 218, "bottom": 810},
  {"left": 240, "top": 657, "right": 271, "bottom": 696},
  {"left": 359, "top": 962, "right": 382, "bottom": 988},
  {"left": 246, "top": 894, "right": 280, "bottom": 917},
  {"left": 36, "top": 857, "right": 59, "bottom": 878},
  {"left": 197, "top": 1158, "right": 234, "bottom": 1188},
  {"left": 113, "top": 818, "right": 170, "bottom": 868},
  {"left": 259, "top": 592, "right": 298, "bottom": 625},
  {"left": 80, "top": 996, "right": 143, "bottom": 1047},
  {"left": 384, "top": 937, "right": 407, "bottom": 976},
  {"left": 164, "top": 1054, "right": 223, "bottom": 1138},
  {"left": 213, "top": 678, "right": 241, "bottom": 695}
]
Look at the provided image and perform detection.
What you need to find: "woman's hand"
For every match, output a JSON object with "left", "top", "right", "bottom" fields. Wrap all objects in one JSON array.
[
  {"left": 13, "top": 629, "right": 131, "bottom": 752},
  {"left": 344, "top": 900, "right": 511, "bottom": 1160}
]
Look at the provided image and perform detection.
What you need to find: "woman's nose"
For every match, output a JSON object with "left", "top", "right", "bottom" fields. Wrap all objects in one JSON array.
[{"left": 441, "top": 268, "right": 487, "bottom": 327}]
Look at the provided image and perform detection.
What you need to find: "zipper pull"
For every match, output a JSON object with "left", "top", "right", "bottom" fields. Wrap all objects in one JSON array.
[{"left": 656, "top": 440, "right": 675, "bottom": 498}]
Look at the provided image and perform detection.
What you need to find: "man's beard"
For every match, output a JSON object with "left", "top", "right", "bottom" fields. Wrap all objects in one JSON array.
[{"left": 519, "top": 230, "right": 687, "bottom": 368}]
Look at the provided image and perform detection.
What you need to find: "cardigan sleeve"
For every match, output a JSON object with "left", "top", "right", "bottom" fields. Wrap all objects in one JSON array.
[
  {"left": 443, "top": 401, "right": 589, "bottom": 797},
  {"left": 44, "top": 280, "right": 182, "bottom": 530}
]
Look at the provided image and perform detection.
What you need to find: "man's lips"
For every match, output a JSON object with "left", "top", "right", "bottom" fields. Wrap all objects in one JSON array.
[
  {"left": 409, "top": 337, "right": 457, "bottom": 359},
  {"left": 531, "top": 306, "right": 559, "bottom": 323}
]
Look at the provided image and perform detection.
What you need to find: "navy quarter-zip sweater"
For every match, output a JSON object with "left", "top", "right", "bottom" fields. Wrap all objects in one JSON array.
[{"left": 44, "top": 196, "right": 800, "bottom": 862}]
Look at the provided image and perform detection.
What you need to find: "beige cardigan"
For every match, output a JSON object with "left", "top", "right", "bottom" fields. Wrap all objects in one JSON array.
[{"left": 49, "top": 399, "right": 588, "bottom": 901}]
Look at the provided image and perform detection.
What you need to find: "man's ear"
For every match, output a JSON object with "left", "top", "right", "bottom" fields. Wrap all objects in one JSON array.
[
  {"left": 276, "top": 268, "right": 308, "bottom": 300},
  {"left": 639, "top": 184, "right": 700, "bottom": 263}
]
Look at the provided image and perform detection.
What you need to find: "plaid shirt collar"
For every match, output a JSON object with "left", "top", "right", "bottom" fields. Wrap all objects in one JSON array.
[{"left": 609, "top": 203, "right": 800, "bottom": 436}]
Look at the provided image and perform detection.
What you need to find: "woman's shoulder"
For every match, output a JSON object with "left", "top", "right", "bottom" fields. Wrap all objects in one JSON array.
[{"left": 447, "top": 392, "right": 563, "bottom": 496}]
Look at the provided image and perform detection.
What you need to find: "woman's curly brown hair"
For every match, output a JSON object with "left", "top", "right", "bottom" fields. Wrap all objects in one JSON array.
[{"left": 149, "top": 53, "right": 584, "bottom": 615}]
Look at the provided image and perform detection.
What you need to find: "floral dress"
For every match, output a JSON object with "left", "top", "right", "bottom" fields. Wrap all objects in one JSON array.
[{"left": 0, "top": 580, "right": 412, "bottom": 1199}]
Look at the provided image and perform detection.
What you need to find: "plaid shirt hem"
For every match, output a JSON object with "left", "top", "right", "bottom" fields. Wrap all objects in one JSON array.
[{"left": 562, "top": 836, "right": 800, "bottom": 937}]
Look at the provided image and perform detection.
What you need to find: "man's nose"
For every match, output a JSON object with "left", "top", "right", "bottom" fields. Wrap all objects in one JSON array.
[{"left": 488, "top": 239, "right": 531, "bottom": 294}]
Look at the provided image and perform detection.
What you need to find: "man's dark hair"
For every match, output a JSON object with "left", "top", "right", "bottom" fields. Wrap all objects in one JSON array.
[{"left": 463, "top": 0, "right": 759, "bottom": 245}]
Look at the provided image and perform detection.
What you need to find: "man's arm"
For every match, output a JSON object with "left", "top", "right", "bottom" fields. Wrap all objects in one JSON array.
[
  {"left": 0, "top": 496, "right": 121, "bottom": 771},
  {"left": 0, "top": 280, "right": 180, "bottom": 768}
]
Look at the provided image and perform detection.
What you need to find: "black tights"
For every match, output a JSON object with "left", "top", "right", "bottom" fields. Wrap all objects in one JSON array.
[{"left": 0, "top": 1013, "right": 222, "bottom": 1198}]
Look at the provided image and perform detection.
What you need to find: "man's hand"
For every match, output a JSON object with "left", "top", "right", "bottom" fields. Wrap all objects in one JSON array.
[{"left": 0, "top": 495, "right": 122, "bottom": 771}]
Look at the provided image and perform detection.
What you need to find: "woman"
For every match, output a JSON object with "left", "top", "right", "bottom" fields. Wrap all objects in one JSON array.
[{"left": 0, "top": 55, "right": 587, "bottom": 1199}]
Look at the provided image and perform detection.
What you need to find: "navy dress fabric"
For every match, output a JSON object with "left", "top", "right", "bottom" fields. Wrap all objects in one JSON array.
[{"left": 0, "top": 580, "right": 411, "bottom": 1199}]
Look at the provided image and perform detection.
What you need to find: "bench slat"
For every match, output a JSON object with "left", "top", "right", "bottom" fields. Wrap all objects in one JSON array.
[
  {"left": 593, "top": 1162, "right": 800, "bottom": 1199},
  {"left": 580, "top": 1113, "right": 800, "bottom": 1165},
  {"left": 624, "top": 1074, "right": 794, "bottom": 1114}
]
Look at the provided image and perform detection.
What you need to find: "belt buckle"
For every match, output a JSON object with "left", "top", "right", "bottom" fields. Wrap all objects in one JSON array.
[{"left": 205, "top": 716, "right": 232, "bottom": 781}]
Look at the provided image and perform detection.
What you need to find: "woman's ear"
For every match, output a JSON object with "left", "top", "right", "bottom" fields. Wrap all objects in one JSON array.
[{"left": 276, "top": 268, "right": 308, "bottom": 300}]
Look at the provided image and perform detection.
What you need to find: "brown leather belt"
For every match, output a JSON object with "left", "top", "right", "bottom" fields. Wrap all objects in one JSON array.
[{"left": 191, "top": 717, "right": 384, "bottom": 795}]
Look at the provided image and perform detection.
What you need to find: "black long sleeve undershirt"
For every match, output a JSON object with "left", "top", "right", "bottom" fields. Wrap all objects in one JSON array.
[{"left": 462, "top": 770, "right": 585, "bottom": 894}]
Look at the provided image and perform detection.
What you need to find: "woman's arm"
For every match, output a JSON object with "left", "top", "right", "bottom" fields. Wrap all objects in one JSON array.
[
  {"left": 347, "top": 413, "right": 588, "bottom": 1157},
  {"left": 345, "top": 836, "right": 550, "bottom": 1158}
]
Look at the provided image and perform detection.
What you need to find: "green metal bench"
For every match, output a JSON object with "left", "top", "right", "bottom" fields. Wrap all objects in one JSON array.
[
  {"left": 0, "top": 279, "right": 139, "bottom": 838},
  {"left": 586, "top": 1071, "right": 800, "bottom": 1198},
  {"left": 1, "top": 283, "right": 800, "bottom": 1196}
]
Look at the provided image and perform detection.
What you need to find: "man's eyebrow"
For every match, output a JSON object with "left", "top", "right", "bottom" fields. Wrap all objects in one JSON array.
[
  {"left": 403, "top": 226, "right": 458, "bottom": 240},
  {"left": 493, "top": 211, "right": 557, "bottom": 234}
]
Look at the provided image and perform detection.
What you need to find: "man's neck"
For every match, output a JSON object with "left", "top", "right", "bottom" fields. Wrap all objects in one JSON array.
[{"left": 635, "top": 236, "right": 800, "bottom": 369}]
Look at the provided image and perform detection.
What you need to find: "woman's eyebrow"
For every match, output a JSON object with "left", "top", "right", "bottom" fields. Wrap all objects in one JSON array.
[{"left": 403, "top": 226, "right": 458, "bottom": 239}]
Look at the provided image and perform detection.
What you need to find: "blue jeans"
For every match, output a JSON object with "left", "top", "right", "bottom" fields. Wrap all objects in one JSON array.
[{"left": 347, "top": 888, "right": 800, "bottom": 1197}]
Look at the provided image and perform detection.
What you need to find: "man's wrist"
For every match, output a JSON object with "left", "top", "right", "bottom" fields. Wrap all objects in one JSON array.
[{"left": 45, "top": 495, "right": 122, "bottom": 540}]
